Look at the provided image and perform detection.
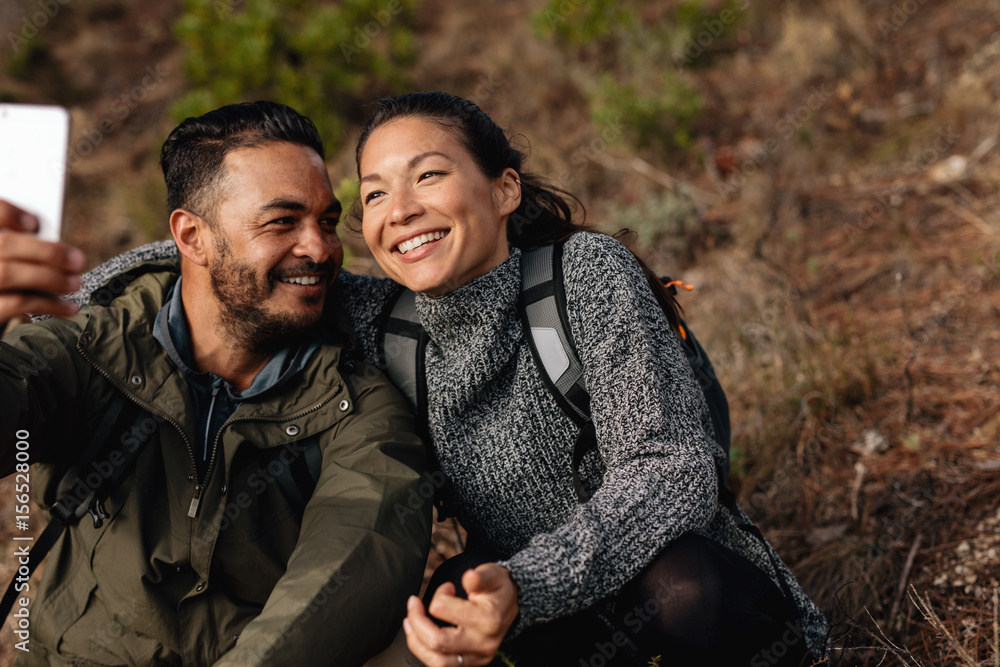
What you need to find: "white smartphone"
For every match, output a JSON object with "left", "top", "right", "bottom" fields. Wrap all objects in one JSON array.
[{"left": 0, "top": 104, "right": 72, "bottom": 241}]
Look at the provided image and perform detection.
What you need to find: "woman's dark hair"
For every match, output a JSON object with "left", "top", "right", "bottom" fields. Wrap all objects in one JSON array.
[
  {"left": 354, "top": 91, "right": 681, "bottom": 326},
  {"left": 161, "top": 100, "right": 325, "bottom": 222}
]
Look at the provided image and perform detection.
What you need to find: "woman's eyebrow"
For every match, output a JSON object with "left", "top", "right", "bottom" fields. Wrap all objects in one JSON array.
[
  {"left": 360, "top": 151, "right": 454, "bottom": 185},
  {"left": 408, "top": 150, "right": 451, "bottom": 168}
]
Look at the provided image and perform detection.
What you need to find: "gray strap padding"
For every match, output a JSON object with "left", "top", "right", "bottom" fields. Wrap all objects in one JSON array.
[
  {"left": 519, "top": 245, "right": 590, "bottom": 427},
  {"left": 381, "top": 289, "right": 423, "bottom": 411},
  {"left": 530, "top": 326, "right": 570, "bottom": 381}
]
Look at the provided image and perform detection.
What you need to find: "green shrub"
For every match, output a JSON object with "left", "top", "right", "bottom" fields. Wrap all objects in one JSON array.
[
  {"left": 674, "top": 0, "right": 748, "bottom": 67},
  {"left": 530, "top": 0, "right": 738, "bottom": 154},
  {"left": 599, "top": 187, "right": 731, "bottom": 271},
  {"left": 172, "top": 0, "right": 419, "bottom": 155},
  {"left": 592, "top": 73, "right": 704, "bottom": 153},
  {"left": 530, "top": 0, "right": 634, "bottom": 46}
]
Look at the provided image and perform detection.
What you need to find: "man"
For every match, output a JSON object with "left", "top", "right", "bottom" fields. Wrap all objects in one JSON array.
[{"left": 0, "top": 101, "right": 431, "bottom": 665}]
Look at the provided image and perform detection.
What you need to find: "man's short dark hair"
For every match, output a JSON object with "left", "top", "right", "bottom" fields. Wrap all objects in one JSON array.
[{"left": 161, "top": 101, "right": 325, "bottom": 221}]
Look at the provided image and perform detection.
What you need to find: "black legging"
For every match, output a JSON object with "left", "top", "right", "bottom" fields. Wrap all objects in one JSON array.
[{"left": 424, "top": 533, "right": 809, "bottom": 667}]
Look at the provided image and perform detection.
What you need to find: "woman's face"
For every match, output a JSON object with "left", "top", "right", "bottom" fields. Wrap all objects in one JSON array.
[{"left": 358, "top": 117, "right": 520, "bottom": 296}]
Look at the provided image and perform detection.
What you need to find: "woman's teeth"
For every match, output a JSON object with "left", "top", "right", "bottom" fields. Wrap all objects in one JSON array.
[{"left": 397, "top": 230, "right": 447, "bottom": 255}]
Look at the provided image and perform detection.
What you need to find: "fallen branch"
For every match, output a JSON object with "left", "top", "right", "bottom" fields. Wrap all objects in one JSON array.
[
  {"left": 831, "top": 584, "right": 921, "bottom": 666},
  {"left": 939, "top": 196, "right": 998, "bottom": 236},
  {"left": 593, "top": 153, "right": 720, "bottom": 204},
  {"left": 888, "top": 533, "right": 923, "bottom": 630}
]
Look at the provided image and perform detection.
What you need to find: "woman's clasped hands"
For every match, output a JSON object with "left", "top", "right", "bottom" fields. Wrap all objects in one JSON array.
[{"left": 403, "top": 563, "right": 519, "bottom": 667}]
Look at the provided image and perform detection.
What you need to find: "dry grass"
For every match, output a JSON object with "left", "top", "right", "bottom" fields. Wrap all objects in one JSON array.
[{"left": 3, "top": 0, "right": 1000, "bottom": 665}]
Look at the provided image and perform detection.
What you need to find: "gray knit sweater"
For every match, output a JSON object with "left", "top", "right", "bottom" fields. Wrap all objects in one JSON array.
[{"left": 74, "top": 233, "right": 828, "bottom": 658}]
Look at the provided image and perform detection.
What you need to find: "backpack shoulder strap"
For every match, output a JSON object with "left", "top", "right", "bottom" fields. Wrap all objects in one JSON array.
[
  {"left": 677, "top": 318, "right": 731, "bottom": 475},
  {"left": 268, "top": 439, "right": 322, "bottom": 513},
  {"left": 378, "top": 287, "right": 429, "bottom": 421},
  {"left": 518, "top": 243, "right": 591, "bottom": 428},
  {"left": 519, "top": 244, "right": 735, "bottom": 501},
  {"left": 2, "top": 392, "right": 147, "bottom": 621},
  {"left": 377, "top": 287, "right": 453, "bottom": 515},
  {"left": 519, "top": 244, "right": 595, "bottom": 502}
]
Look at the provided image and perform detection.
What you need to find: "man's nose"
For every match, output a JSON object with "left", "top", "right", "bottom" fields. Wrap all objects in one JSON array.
[{"left": 293, "top": 221, "right": 333, "bottom": 263}]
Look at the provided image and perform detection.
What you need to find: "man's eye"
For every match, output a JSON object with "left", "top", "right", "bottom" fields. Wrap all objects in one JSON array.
[
  {"left": 270, "top": 217, "right": 295, "bottom": 225},
  {"left": 321, "top": 216, "right": 340, "bottom": 228}
]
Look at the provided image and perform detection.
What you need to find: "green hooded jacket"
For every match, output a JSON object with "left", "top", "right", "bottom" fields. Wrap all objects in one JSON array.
[{"left": 0, "top": 260, "right": 432, "bottom": 666}]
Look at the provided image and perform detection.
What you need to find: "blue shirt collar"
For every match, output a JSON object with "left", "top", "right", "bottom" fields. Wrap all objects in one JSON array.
[{"left": 152, "top": 276, "right": 320, "bottom": 400}]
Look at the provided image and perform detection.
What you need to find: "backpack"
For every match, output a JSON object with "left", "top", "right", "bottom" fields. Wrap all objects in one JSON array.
[{"left": 378, "top": 241, "right": 732, "bottom": 503}]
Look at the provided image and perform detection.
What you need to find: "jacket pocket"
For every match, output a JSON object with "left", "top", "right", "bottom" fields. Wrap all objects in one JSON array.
[{"left": 35, "top": 556, "right": 101, "bottom": 661}]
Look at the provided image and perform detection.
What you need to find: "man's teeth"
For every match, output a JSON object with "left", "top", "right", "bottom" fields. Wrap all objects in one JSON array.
[
  {"left": 283, "top": 276, "right": 322, "bottom": 286},
  {"left": 397, "top": 231, "right": 447, "bottom": 255}
]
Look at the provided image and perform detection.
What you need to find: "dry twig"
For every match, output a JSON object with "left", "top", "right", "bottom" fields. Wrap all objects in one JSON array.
[
  {"left": 833, "top": 586, "right": 922, "bottom": 666},
  {"left": 939, "top": 196, "right": 999, "bottom": 236},
  {"left": 850, "top": 460, "right": 865, "bottom": 521},
  {"left": 993, "top": 587, "right": 998, "bottom": 667},
  {"left": 895, "top": 272, "right": 918, "bottom": 422},
  {"left": 593, "top": 153, "right": 720, "bottom": 204},
  {"left": 888, "top": 533, "right": 923, "bottom": 630},
  {"left": 859, "top": 606, "right": 921, "bottom": 666},
  {"left": 909, "top": 586, "right": 978, "bottom": 665}
]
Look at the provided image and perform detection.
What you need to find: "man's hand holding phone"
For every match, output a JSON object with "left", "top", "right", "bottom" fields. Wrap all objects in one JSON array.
[
  {"left": 0, "top": 103, "right": 82, "bottom": 330},
  {"left": 0, "top": 200, "right": 84, "bottom": 327}
]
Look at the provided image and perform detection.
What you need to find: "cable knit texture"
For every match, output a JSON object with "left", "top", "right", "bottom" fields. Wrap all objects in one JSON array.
[{"left": 77, "top": 233, "right": 829, "bottom": 659}]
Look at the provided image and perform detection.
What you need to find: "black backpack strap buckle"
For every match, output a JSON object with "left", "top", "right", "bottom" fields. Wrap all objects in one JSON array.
[
  {"left": 50, "top": 497, "right": 82, "bottom": 525},
  {"left": 88, "top": 497, "right": 110, "bottom": 529},
  {"left": 49, "top": 485, "right": 93, "bottom": 526}
]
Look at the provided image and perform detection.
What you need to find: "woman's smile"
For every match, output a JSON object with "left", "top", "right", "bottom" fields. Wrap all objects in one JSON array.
[
  {"left": 394, "top": 228, "right": 450, "bottom": 256},
  {"left": 358, "top": 117, "right": 520, "bottom": 295}
]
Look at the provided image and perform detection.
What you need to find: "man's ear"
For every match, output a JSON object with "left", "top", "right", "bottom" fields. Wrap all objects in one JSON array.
[
  {"left": 494, "top": 168, "right": 522, "bottom": 217},
  {"left": 170, "top": 209, "right": 210, "bottom": 267}
]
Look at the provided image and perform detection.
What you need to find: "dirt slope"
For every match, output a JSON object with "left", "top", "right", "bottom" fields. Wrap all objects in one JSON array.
[{"left": 2, "top": 0, "right": 999, "bottom": 664}]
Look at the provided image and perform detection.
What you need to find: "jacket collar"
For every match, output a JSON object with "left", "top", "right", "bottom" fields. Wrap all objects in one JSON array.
[
  {"left": 77, "top": 258, "right": 348, "bottom": 427},
  {"left": 152, "top": 276, "right": 320, "bottom": 401}
]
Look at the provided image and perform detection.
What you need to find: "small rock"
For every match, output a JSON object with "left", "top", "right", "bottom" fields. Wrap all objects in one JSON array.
[
  {"left": 928, "top": 155, "right": 968, "bottom": 183},
  {"left": 850, "top": 429, "right": 888, "bottom": 456}
]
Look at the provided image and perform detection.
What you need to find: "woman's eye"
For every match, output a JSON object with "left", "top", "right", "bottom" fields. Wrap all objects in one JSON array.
[
  {"left": 363, "top": 191, "right": 384, "bottom": 205},
  {"left": 419, "top": 171, "right": 444, "bottom": 181}
]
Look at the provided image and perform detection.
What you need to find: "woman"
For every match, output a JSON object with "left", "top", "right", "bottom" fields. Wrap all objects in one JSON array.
[
  {"left": 341, "top": 92, "right": 827, "bottom": 667},
  {"left": 72, "top": 92, "right": 828, "bottom": 666}
]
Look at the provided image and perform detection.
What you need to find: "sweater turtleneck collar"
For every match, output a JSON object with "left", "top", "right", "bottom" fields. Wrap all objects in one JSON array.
[{"left": 414, "top": 247, "right": 522, "bottom": 358}]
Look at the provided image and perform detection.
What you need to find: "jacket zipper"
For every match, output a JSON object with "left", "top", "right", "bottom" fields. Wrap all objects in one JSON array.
[
  {"left": 191, "top": 383, "right": 343, "bottom": 518},
  {"left": 189, "top": 384, "right": 222, "bottom": 518},
  {"left": 77, "top": 341, "right": 198, "bottom": 489},
  {"left": 80, "top": 338, "right": 344, "bottom": 518}
]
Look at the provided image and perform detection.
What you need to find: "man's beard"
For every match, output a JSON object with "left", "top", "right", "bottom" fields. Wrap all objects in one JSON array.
[{"left": 208, "top": 235, "right": 334, "bottom": 353}]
